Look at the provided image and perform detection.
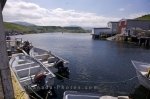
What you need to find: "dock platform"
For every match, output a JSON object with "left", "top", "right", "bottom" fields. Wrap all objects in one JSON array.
[{"left": 0, "top": 69, "right": 29, "bottom": 99}]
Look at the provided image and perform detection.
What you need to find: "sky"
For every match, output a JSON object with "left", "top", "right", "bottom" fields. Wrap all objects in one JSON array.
[{"left": 2, "top": 0, "right": 150, "bottom": 27}]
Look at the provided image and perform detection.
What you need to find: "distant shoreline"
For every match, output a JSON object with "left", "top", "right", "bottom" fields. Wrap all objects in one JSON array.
[
  {"left": 4, "top": 22, "right": 91, "bottom": 35},
  {"left": 7, "top": 32, "right": 91, "bottom": 36}
]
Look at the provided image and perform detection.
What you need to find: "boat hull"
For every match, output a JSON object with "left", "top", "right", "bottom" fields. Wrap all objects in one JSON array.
[
  {"left": 9, "top": 54, "right": 55, "bottom": 93},
  {"left": 132, "top": 60, "right": 150, "bottom": 90},
  {"left": 136, "top": 70, "right": 150, "bottom": 90},
  {"left": 29, "top": 47, "right": 70, "bottom": 75}
]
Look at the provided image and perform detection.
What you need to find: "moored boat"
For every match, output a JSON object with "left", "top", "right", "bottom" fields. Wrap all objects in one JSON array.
[
  {"left": 132, "top": 60, "right": 150, "bottom": 90},
  {"left": 63, "top": 91, "right": 129, "bottom": 99},
  {"left": 6, "top": 37, "right": 24, "bottom": 58},
  {"left": 29, "top": 47, "right": 70, "bottom": 78},
  {"left": 9, "top": 54, "right": 55, "bottom": 94}
]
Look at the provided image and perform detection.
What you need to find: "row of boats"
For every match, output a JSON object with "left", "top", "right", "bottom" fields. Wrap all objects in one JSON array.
[
  {"left": 7, "top": 37, "right": 70, "bottom": 98},
  {"left": 6, "top": 37, "right": 150, "bottom": 99}
]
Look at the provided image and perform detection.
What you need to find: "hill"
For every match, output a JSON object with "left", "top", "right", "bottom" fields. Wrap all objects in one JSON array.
[
  {"left": 13, "top": 21, "right": 36, "bottom": 26},
  {"left": 33, "top": 26, "right": 88, "bottom": 33},
  {"left": 4, "top": 22, "right": 33, "bottom": 33},
  {"left": 4, "top": 22, "right": 89, "bottom": 35},
  {"left": 63, "top": 26, "right": 88, "bottom": 33},
  {"left": 136, "top": 14, "right": 150, "bottom": 20}
]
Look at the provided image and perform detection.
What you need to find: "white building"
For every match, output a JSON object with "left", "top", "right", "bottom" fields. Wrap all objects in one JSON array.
[
  {"left": 92, "top": 21, "right": 118, "bottom": 39},
  {"left": 108, "top": 21, "right": 119, "bottom": 34},
  {"left": 92, "top": 27, "right": 111, "bottom": 35}
]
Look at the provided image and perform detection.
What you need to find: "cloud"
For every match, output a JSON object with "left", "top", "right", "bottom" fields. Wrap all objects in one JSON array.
[
  {"left": 3, "top": 0, "right": 120, "bottom": 27},
  {"left": 119, "top": 8, "right": 125, "bottom": 12}
]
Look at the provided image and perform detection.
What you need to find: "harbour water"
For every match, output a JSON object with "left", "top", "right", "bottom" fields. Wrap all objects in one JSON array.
[{"left": 16, "top": 33, "right": 150, "bottom": 98}]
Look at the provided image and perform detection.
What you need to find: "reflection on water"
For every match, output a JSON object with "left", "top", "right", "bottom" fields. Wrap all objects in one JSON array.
[{"left": 15, "top": 33, "right": 150, "bottom": 98}]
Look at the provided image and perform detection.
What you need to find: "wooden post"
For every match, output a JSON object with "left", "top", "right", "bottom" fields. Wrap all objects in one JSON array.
[{"left": 0, "top": 1, "right": 15, "bottom": 99}]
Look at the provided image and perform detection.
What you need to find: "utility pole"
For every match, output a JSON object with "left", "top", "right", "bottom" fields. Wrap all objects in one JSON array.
[{"left": 0, "top": 0, "right": 15, "bottom": 99}]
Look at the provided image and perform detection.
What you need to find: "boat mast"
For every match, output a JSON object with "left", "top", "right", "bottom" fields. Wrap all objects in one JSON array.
[{"left": 0, "top": 0, "right": 15, "bottom": 98}]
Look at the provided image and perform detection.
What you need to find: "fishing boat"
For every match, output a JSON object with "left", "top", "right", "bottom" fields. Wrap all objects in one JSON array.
[
  {"left": 63, "top": 91, "right": 129, "bottom": 99},
  {"left": 9, "top": 54, "right": 55, "bottom": 94},
  {"left": 6, "top": 37, "right": 24, "bottom": 57},
  {"left": 132, "top": 60, "right": 150, "bottom": 90},
  {"left": 29, "top": 47, "right": 70, "bottom": 77},
  {"left": 6, "top": 36, "right": 33, "bottom": 58}
]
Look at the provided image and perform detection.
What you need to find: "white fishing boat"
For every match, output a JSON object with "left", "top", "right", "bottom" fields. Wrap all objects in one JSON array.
[
  {"left": 6, "top": 37, "right": 24, "bottom": 57},
  {"left": 132, "top": 60, "right": 150, "bottom": 90},
  {"left": 29, "top": 47, "right": 69, "bottom": 64},
  {"left": 29, "top": 47, "right": 69, "bottom": 75},
  {"left": 9, "top": 54, "right": 55, "bottom": 93},
  {"left": 63, "top": 91, "right": 129, "bottom": 99}
]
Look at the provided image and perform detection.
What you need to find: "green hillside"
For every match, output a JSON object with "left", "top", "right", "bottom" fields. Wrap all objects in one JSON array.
[
  {"left": 63, "top": 27, "right": 86, "bottom": 33},
  {"left": 4, "top": 22, "right": 88, "bottom": 34},
  {"left": 136, "top": 14, "right": 150, "bottom": 20},
  {"left": 4, "top": 22, "right": 32, "bottom": 32},
  {"left": 31, "top": 26, "right": 88, "bottom": 33}
]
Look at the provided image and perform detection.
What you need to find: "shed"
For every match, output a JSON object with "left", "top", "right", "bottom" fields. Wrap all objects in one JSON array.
[
  {"left": 119, "top": 19, "right": 150, "bottom": 36},
  {"left": 92, "top": 28, "right": 111, "bottom": 35}
]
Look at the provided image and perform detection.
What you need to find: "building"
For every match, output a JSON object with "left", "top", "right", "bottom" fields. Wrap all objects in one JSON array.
[
  {"left": 108, "top": 21, "right": 119, "bottom": 34},
  {"left": 92, "top": 27, "right": 111, "bottom": 35},
  {"left": 118, "top": 19, "right": 150, "bottom": 36},
  {"left": 92, "top": 27, "right": 112, "bottom": 39},
  {"left": 92, "top": 21, "right": 118, "bottom": 39}
]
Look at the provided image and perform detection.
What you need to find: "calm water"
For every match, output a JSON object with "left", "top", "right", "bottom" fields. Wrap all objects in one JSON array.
[{"left": 16, "top": 33, "right": 150, "bottom": 98}]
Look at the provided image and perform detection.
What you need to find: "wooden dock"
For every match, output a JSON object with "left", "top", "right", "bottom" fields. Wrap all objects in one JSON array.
[
  {"left": 92, "top": 34, "right": 116, "bottom": 40},
  {"left": 0, "top": 69, "right": 29, "bottom": 99},
  {"left": 0, "top": 1, "right": 15, "bottom": 98},
  {"left": 0, "top": 78, "right": 4, "bottom": 99},
  {"left": 0, "top": 37, "right": 30, "bottom": 98},
  {"left": 11, "top": 69, "right": 29, "bottom": 99},
  {"left": 138, "top": 37, "right": 150, "bottom": 48},
  {"left": 113, "top": 34, "right": 150, "bottom": 48}
]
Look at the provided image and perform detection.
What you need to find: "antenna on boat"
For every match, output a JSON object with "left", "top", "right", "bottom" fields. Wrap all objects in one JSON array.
[{"left": 0, "top": 1, "right": 15, "bottom": 98}]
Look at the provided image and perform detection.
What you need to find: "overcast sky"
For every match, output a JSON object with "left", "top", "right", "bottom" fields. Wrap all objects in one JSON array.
[{"left": 2, "top": 0, "right": 150, "bottom": 27}]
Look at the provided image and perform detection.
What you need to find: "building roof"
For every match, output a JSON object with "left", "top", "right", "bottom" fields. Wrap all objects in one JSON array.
[
  {"left": 108, "top": 21, "right": 119, "bottom": 23},
  {"left": 93, "top": 27, "right": 110, "bottom": 29}
]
